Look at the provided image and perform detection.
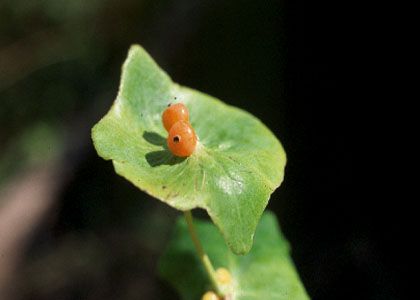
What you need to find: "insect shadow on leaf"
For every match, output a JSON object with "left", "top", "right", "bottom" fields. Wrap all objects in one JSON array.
[
  {"left": 143, "top": 131, "right": 185, "bottom": 167},
  {"left": 143, "top": 131, "right": 166, "bottom": 146}
]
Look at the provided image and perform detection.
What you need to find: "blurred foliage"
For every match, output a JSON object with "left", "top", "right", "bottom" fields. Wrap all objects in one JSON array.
[
  {"left": 160, "top": 211, "right": 309, "bottom": 300},
  {"left": 0, "top": 0, "right": 156, "bottom": 184},
  {"left": 0, "top": 122, "right": 63, "bottom": 182}
]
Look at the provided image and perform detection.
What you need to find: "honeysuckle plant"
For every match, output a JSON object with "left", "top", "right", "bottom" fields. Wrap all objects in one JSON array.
[{"left": 92, "top": 45, "right": 309, "bottom": 299}]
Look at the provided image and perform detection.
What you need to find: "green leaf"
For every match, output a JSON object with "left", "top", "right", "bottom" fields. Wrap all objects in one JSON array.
[
  {"left": 91, "top": 45, "right": 286, "bottom": 254},
  {"left": 159, "top": 211, "right": 309, "bottom": 300}
]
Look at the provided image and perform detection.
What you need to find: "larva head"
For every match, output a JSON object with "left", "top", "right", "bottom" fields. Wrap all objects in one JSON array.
[
  {"left": 167, "top": 120, "right": 197, "bottom": 157},
  {"left": 162, "top": 103, "right": 189, "bottom": 132}
]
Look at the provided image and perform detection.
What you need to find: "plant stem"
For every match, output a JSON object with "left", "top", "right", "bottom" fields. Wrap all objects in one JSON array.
[{"left": 184, "top": 210, "right": 223, "bottom": 296}]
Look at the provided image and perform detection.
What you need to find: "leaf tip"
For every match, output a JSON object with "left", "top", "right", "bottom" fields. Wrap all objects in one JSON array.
[{"left": 127, "top": 44, "right": 146, "bottom": 56}]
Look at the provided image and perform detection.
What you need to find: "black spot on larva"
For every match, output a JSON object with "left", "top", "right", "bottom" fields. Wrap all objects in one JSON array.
[
  {"left": 167, "top": 103, "right": 172, "bottom": 107},
  {"left": 174, "top": 97, "right": 177, "bottom": 99},
  {"left": 173, "top": 136, "right": 180, "bottom": 143},
  {"left": 162, "top": 185, "right": 167, "bottom": 189}
]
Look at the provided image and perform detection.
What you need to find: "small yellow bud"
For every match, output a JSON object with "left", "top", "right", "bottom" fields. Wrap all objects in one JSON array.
[
  {"left": 216, "top": 267, "right": 232, "bottom": 285},
  {"left": 202, "top": 291, "right": 220, "bottom": 300}
]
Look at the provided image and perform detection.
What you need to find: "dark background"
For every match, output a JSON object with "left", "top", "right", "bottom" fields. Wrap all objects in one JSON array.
[{"left": 0, "top": 0, "right": 403, "bottom": 299}]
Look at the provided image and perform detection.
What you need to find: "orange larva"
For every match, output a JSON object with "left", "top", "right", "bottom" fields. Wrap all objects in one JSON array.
[
  {"left": 162, "top": 103, "right": 189, "bottom": 132},
  {"left": 167, "top": 120, "right": 197, "bottom": 157}
]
